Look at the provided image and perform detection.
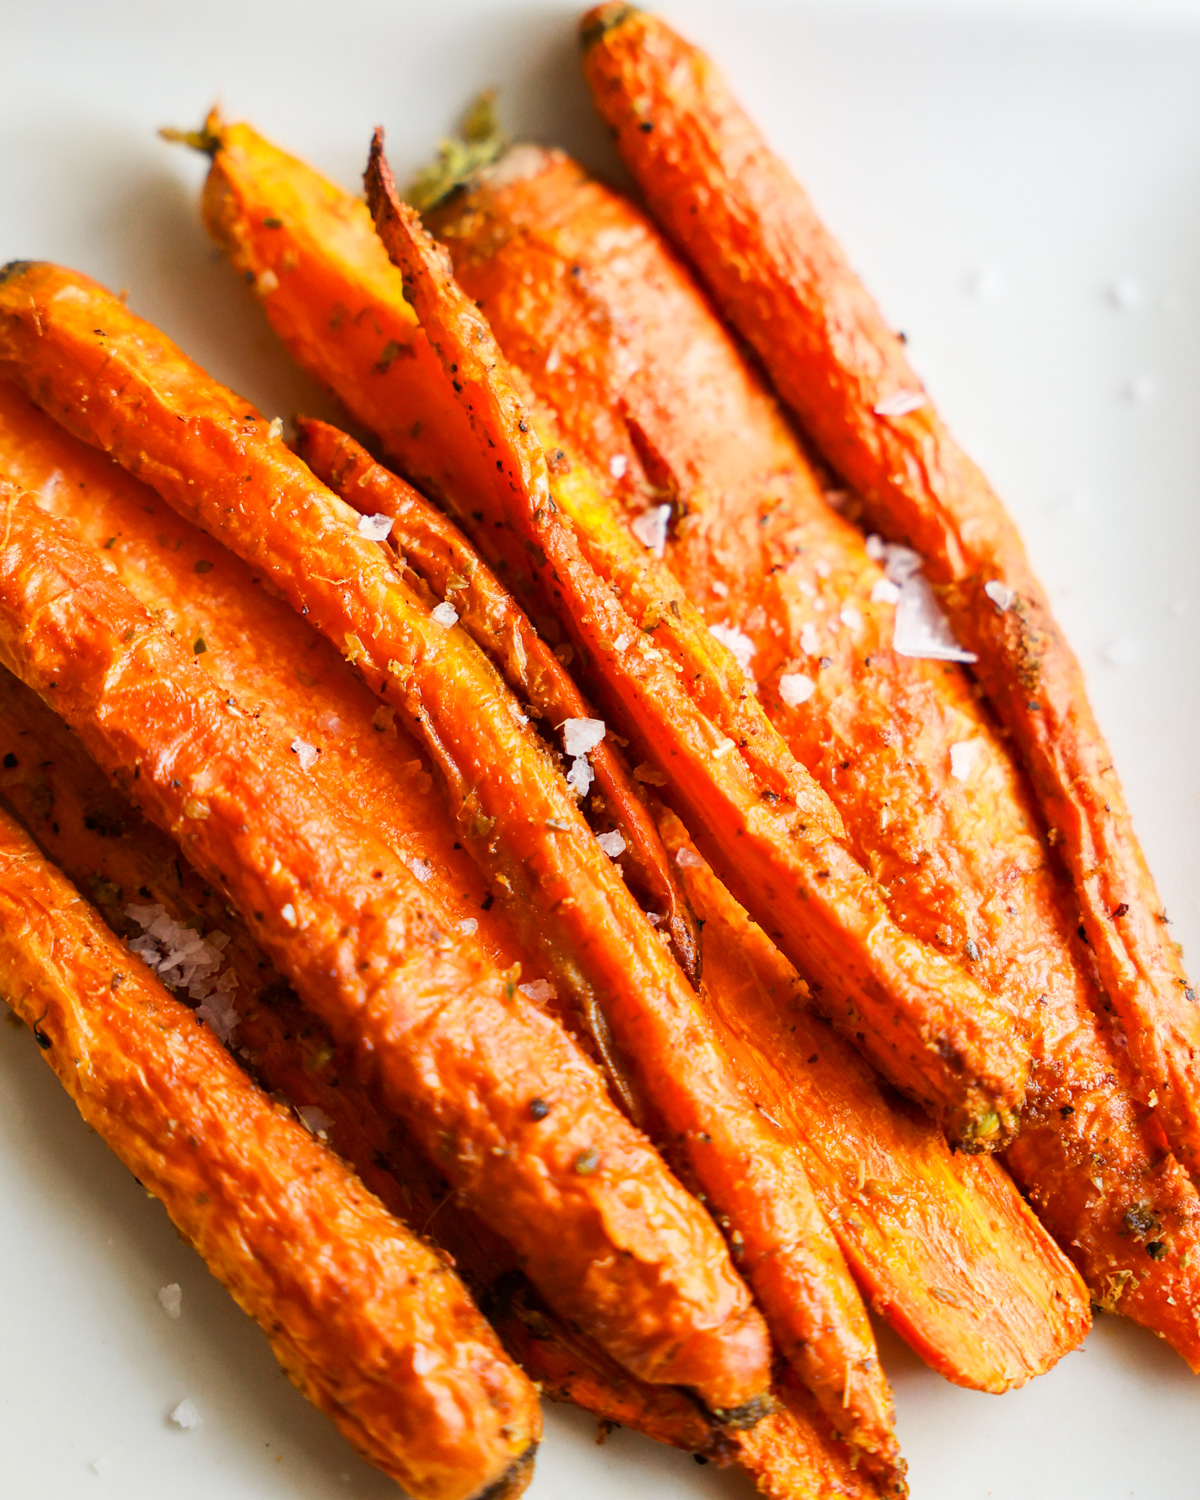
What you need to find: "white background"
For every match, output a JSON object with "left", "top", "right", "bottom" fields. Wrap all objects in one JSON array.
[{"left": 1, "top": 2, "right": 1199, "bottom": 1496}]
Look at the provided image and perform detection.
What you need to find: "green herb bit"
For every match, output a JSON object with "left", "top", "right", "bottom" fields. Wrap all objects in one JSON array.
[{"left": 405, "top": 91, "right": 506, "bottom": 213}]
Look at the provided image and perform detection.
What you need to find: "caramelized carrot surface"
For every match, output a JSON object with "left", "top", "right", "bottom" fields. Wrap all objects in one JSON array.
[
  {"left": 185, "top": 115, "right": 1029, "bottom": 1151},
  {"left": 0, "top": 802, "right": 539, "bottom": 1500},
  {"left": 423, "top": 142, "right": 1200, "bottom": 1370},
  {"left": 580, "top": 2, "right": 1200, "bottom": 1185},
  {"left": 0, "top": 478, "right": 769, "bottom": 1419},
  {"left": 0, "top": 267, "right": 896, "bottom": 1478},
  {"left": 294, "top": 415, "right": 700, "bottom": 985}
]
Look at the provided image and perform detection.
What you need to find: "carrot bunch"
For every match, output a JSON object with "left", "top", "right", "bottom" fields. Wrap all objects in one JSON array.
[{"left": 0, "top": 7, "right": 1191, "bottom": 1497}]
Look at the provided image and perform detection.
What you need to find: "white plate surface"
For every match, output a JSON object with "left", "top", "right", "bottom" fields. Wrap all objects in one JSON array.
[{"left": 2, "top": 1, "right": 1199, "bottom": 1496}]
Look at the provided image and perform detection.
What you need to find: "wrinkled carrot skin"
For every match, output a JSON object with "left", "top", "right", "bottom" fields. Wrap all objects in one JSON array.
[
  {"left": 0, "top": 805, "right": 539, "bottom": 1500},
  {"left": 191, "top": 115, "right": 1026, "bottom": 1151},
  {"left": 366, "top": 139, "right": 1021, "bottom": 1166},
  {"left": 0, "top": 483, "right": 768, "bottom": 1418},
  {"left": 0, "top": 264, "right": 899, "bottom": 1473},
  {"left": 0, "top": 666, "right": 740, "bottom": 1464},
  {"left": 294, "top": 414, "right": 700, "bottom": 985},
  {"left": 424, "top": 147, "right": 1200, "bottom": 1370},
  {"left": 581, "top": 4, "right": 1200, "bottom": 1185}
]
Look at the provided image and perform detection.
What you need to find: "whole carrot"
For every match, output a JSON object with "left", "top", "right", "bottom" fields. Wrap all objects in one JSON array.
[
  {"left": 0, "top": 269, "right": 897, "bottom": 1481},
  {"left": 0, "top": 802, "right": 539, "bottom": 1500},
  {"left": 0, "top": 477, "right": 770, "bottom": 1421},
  {"left": 180, "top": 114, "right": 1029, "bottom": 1151},
  {"left": 422, "top": 142, "right": 1200, "bottom": 1370},
  {"left": 580, "top": 2, "right": 1200, "bottom": 1183}
]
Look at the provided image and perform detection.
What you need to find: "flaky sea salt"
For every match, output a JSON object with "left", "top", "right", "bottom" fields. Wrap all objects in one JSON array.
[
  {"left": 711, "top": 579, "right": 729, "bottom": 597},
  {"left": 675, "top": 846, "right": 705, "bottom": 869},
  {"left": 778, "top": 673, "right": 816, "bottom": 708},
  {"left": 267, "top": 416, "right": 284, "bottom": 441},
  {"left": 949, "top": 740, "right": 983, "bottom": 782},
  {"left": 566, "top": 757, "right": 594, "bottom": 796},
  {"left": 357, "top": 511, "right": 394, "bottom": 542},
  {"left": 519, "top": 979, "right": 557, "bottom": 1003},
  {"left": 871, "top": 577, "right": 901, "bottom": 606},
  {"left": 631, "top": 503, "right": 672, "bottom": 558},
  {"left": 865, "top": 533, "right": 886, "bottom": 561},
  {"left": 873, "top": 391, "right": 927, "bottom": 418},
  {"left": 709, "top": 622, "right": 756, "bottom": 676},
  {"left": 712, "top": 737, "right": 737, "bottom": 760},
  {"left": 608, "top": 453, "right": 628, "bottom": 480},
  {"left": 170, "top": 1399, "right": 202, "bottom": 1430},
  {"left": 158, "top": 1283, "right": 182, "bottom": 1320},
  {"left": 893, "top": 575, "right": 977, "bottom": 663},
  {"left": 799, "top": 622, "right": 820, "bottom": 656},
  {"left": 596, "top": 830, "right": 626, "bottom": 858},
  {"left": 563, "top": 718, "right": 606, "bottom": 757},
  {"left": 984, "top": 580, "right": 1014, "bottom": 613},
  {"left": 458, "top": 917, "right": 479, "bottom": 936},
  {"left": 290, "top": 737, "right": 319, "bottom": 771},
  {"left": 430, "top": 602, "right": 459, "bottom": 628},
  {"left": 839, "top": 606, "right": 863, "bottom": 632},
  {"left": 613, "top": 633, "right": 631, "bottom": 652},
  {"left": 408, "top": 857, "right": 434, "bottom": 883},
  {"left": 297, "top": 1105, "right": 334, "bottom": 1137},
  {"left": 125, "top": 905, "right": 238, "bottom": 1037}
]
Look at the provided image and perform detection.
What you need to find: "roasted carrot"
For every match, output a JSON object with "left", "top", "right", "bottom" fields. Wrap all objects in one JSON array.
[
  {"left": 0, "top": 478, "right": 769, "bottom": 1420},
  {"left": 580, "top": 2, "right": 1200, "bottom": 1185},
  {"left": 180, "top": 114, "right": 1029, "bottom": 1151},
  {"left": 293, "top": 414, "right": 700, "bottom": 984},
  {"left": 423, "top": 142, "right": 1200, "bottom": 1370},
  {"left": 0, "top": 268, "right": 898, "bottom": 1479},
  {"left": 0, "top": 801, "right": 540, "bottom": 1500},
  {"left": 364, "top": 135, "right": 1023, "bottom": 1156}
]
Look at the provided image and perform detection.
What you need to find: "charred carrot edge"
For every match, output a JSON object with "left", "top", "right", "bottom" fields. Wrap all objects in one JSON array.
[
  {"left": 0, "top": 663, "right": 741, "bottom": 1462},
  {"left": 0, "top": 476, "right": 769, "bottom": 1420},
  {"left": 425, "top": 143, "right": 1200, "bottom": 1375},
  {"left": 362, "top": 132, "right": 1022, "bottom": 1160},
  {"left": 0, "top": 800, "right": 539, "bottom": 1500},
  {"left": 580, "top": 3, "right": 1200, "bottom": 1182},
  {"left": 293, "top": 414, "right": 701, "bottom": 984},
  {"left": 0, "top": 266, "right": 897, "bottom": 1480}
]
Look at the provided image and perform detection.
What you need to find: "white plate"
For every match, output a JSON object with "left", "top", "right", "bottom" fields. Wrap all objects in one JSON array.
[{"left": 2, "top": 2, "right": 1198, "bottom": 1496}]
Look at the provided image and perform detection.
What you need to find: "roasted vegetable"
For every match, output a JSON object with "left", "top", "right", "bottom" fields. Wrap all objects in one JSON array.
[
  {"left": 421, "top": 141, "right": 1200, "bottom": 1369},
  {"left": 0, "top": 382, "right": 881, "bottom": 1494},
  {"left": 580, "top": 1, "right": 1200, "bottom": 1186},
  {"left": 183, "top": 114, "right": 1030, "bottom": 1153},
  {"left": 0, "top": 800, "right": 539, "bottom": 1500},
  {"left": 0, "top": 268, "right": 897, "bottom": 1481},
  {"left": 0, "top": 469, "right": 769, "bottom": 1419}
]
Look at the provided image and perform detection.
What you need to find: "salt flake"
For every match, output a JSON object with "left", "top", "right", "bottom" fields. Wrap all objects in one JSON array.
[
  {"left": 675, "top": 846, "right": 705, "bottom": 869},
  {"left": 409, "top": 857, "right": 434, "bottom": 883},
  {"left": 596, "top": 830, "right": 626, "bottom": 858},
  {"left": 779, "top": 672, "right": 816, "bottom": 708},
  {"left": 457, "top": 917, "right": 479, "bottom": 936},
  {"left": 949, "top": 740, "right": 983, "bottom": 782},
  {"left": 839, "top": 606, "right": 863, "bottom": 632},
  {"left": 563, "top": 718, "right": 606, "bottom": 757},
  {"left": 357, "top": 512, "right": 394, "bottom": 542},
  {"left": 984, "top": 580, "right": 1014, "bottom": 613},
  {"left": 430, "top": 602, "right": 459, "bottom": 628},
  {"left": 519, "top": 979, "right": 557, "bottom": 1003},
  {"left": 893, "top": 575, "right": 977, "bottom": 663},
  {"left": 566, "top": 756, "right": 594, "bottom": 796},
  {"left": 290, "top": 737, "right": 318, "bottom": 771},
  {"left": 709, "top": 623, "right": 756, "bottom": 676},
  {"left": 631, "top": 503, "right": 671, "bottom": 558},
  {"left": 608, "top": 453, "right": 628, "bottom": 480},
  {"left": 170, "top": 1399, "right": 202, "bottom": 1430},
  {"left": 158, "top": 1283, "right": 182, "bottom": 1319},
  {"left": 799, "top": 622, "right": 820, "bottom": 656},
  {"left": 871, "top": 577, "right": 901, "bottom": 606}
]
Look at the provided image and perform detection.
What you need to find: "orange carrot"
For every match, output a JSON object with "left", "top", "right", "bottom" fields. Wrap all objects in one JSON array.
[
  {"left": 0, "top": 476, "right": 770, "bottom": 1421},
  {"left": 422, "top": 141, "right": 1200, "bottom": 1371},
  {"left": 580, "top": 2, "right": 1200, "bottom": 1183},
  {"left": 363, "top": 134, "right": 1025, "bottom": 1156},
  {"left": 293, "top": 414, "right": 700, "bottom": 984},
  {"left": 0, "top": 267, "right": 897, "bottom": 1480},
  {"left": 180, "top": 114, "right": 1028, "bottom": 1150},
  {"left": 0, "top": 799, "right": 539, "bottom": 1500}
]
